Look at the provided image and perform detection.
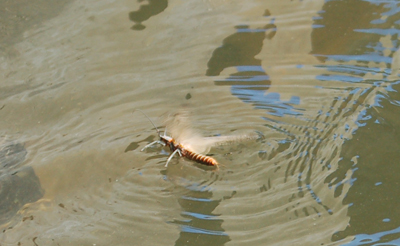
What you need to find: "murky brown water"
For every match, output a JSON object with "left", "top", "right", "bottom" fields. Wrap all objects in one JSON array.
[{"left": 1, "top": 0, "right": 400, "bottom": 245}]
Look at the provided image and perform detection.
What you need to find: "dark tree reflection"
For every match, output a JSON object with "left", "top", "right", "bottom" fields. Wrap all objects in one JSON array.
[{"left": 129, "top": 0, "right": 168, "bottom": 30}]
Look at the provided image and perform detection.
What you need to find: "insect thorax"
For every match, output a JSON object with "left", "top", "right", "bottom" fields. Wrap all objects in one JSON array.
[{"left": 160, "top": 135, "right": 178, "bottom": 151}]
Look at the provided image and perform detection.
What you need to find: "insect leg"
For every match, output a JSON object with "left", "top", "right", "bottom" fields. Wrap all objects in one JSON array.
[
  {"left": 141, "top": 140, "right": 165, "bottom": 151},
  {"left": 165, "top": 149, "right": 182, "bottom": 167}
]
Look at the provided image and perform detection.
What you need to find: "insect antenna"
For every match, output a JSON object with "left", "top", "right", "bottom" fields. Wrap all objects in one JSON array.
[{"left": 133, "top": 109, "right": 161, "bottom": 136}]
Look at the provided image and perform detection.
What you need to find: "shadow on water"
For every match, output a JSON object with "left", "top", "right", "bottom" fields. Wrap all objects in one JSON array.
[{"left": 129, "top": 0, "right": 168, "bottom": 30}]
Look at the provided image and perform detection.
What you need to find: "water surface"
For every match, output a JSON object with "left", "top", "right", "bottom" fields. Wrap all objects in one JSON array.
[{"left": 1, "top": 0, "right": 400, "bottom": 245}]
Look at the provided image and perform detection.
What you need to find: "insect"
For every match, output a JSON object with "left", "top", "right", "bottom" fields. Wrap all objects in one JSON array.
[{"left": 135, "top": 110, "right": 260, "bottom": 168}]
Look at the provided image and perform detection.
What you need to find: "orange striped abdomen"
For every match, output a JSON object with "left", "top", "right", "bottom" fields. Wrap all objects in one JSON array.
[{"left": 183, "top": 149, "right": 219, "bottom": 167}]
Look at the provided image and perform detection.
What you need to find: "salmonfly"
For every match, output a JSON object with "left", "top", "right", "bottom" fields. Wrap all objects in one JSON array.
[{"left": 135, "top": 109, "right": 260, "bottom": 169}]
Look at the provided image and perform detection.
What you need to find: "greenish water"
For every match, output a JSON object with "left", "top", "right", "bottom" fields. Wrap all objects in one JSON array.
[{"left": 1, "top": 0, "right": 400, "bottom": 245}]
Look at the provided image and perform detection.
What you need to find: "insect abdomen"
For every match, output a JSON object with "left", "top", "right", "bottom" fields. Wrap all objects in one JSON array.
[{"left": 185, "top": 150, "right": 219, "bottom": 166}]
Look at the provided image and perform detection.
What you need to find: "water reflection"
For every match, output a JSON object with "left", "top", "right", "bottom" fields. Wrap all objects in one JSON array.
[
  {"left": 331, "top": 81, "right": 400, "bottom": 244},
  {"left": 128, "top": 129, "right": 231, "bottom": 245},
  {"left": 206, "top": 11, "right": 301, "bottom": 117},
  {"left": 129, "top": 0, "right": 168, "bottom": 30},
  {"left": 311, "top": 0, "right": 400, "bottom": 64},
  {"left": 0, "top": 142, "right": 26, "bottom": 173},
  {"left": 206, "top": 22, "right": 276, "bottom": 76},
  {"left": 205, "top": 1, "right": 400, "bottom": 244},
  {"left": 163, "top": 169, "right": 232, "bottom": 246},
  {"left": 2, "top": 0, "right": 400, "bottom": 244},
  {"left": 0, "top": 141, "right": 44, "bottom": 226},
  {"left": 310, "top": 0, "right": 400, "bottom": 244}
]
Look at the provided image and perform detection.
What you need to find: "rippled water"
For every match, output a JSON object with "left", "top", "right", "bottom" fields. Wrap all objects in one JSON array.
[{"left": 1, "top": 0, "right": 400, "bottom": 245}]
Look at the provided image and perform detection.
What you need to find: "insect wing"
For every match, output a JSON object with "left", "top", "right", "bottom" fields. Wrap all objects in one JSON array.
[
  {"left": 179, "top": 136, "right": 212, "bottom": 154},
  {"left": 164, "top": 111, "right": 260, "bottom": 154},
  {"left": 202, "top": 133, "right": 260, "bottom": 147},
  {"left": 164, "top": 112, "right": 212, "bottom": 154}
]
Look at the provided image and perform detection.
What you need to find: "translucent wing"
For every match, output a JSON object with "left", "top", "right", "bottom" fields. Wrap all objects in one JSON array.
[
  {"left": 201, "top": 134, "right": 260, "bottom": 147},
  {"left": 163, "top": 111, "right": 200, "bottom": 144},
  {"left": 163, "top": 111, "right": 208, "bottom": 153},
  {"left": 164, "top": 112, "right": 260, "bottom": 154}
]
